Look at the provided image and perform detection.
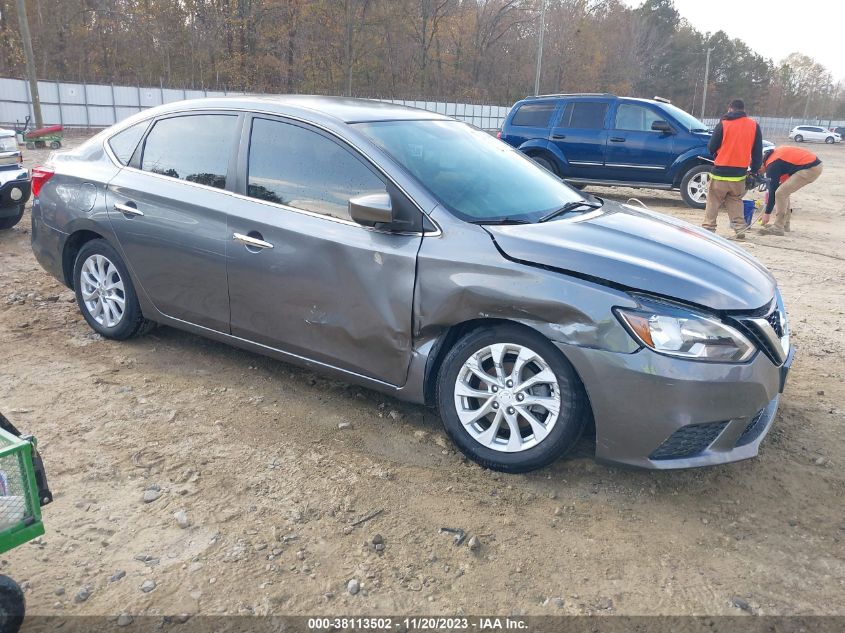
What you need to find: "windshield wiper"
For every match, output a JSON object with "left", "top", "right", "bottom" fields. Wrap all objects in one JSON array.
[
  {"left": 538, "top": 199, "right": 603, "bottom": 223},
  {"left": 471, "top": 217, "right": 532, "bottom": 225}
]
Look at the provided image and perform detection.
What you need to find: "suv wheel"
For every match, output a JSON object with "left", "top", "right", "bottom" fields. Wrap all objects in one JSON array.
[
  {"left": 436, "top": 325, "right": 588, "bottom": 473},
  {"left": 0, "top": 205, "right": 24, "bottom": 230},
  {"left": 531, "top": 155, "right": 557, "bottom": 175},
  {"left": 794, "top": 134, "right": 803, "bottom": 142},
  {"left": 73, "top": 239, "right": 154, "bottom": 340},
  {"left": 680, "top": 164, "right": 711, "bottom": 209}
]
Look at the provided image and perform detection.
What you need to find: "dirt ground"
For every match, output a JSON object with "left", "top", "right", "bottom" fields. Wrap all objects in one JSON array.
[{"left": 1, "top": 134, "right": 843, "bottom": 620}]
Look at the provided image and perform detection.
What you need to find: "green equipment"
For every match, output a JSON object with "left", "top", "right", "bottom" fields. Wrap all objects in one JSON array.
[{"left": 0, "top": 412, "right": 52, "bottom": 633}]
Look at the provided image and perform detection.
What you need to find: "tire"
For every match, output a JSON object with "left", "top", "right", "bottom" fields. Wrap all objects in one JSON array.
[
  {"left": 50, "top": 140, "right": 61, "bottom": 149},
  {"left": 825, "top": 136, "right": 834, "bottom": 144},
  {"left": 25, "top": 142, "right": 34, "bottom": 150},
  {"left": 436, "top": 324, "right": 588, "bottom": 473},
  {"left": 680, "top": 164, "right": 711, "bottom": 209},
  {"left": 531, "top": 155, "right": 557, "bottom": 175},
  {"left": 0, "top": 206, "right": 24, "bottom": 230},
  {"left": 73, "top": 239, "right": 154, "bottom": 340},
  {"left": 794, "top": 134, "right": 803, "bottom": 142},
  {"left": 0, "top": 575, "right": 25, "bottom": 633}
]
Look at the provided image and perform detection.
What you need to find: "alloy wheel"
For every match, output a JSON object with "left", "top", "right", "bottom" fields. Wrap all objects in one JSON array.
[
  {"left": 687, "top": 172, "right": 709, "bottom": 204},
  {"left": 454, "top": 343, "right": 561, "bottom": 453},
  {"left": 79, "top": 254, "right": 126, "bottom": 328}
]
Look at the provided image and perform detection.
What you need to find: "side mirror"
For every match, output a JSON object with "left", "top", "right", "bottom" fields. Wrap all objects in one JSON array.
[
  {"left": 651, "top": 120, "right": 673, "bottom": 133},
  {"left": 349, "top": 192, "right": 393, "bottom": 227}
]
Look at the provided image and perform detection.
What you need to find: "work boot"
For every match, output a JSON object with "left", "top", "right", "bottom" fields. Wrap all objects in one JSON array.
[
  {"left": 728, "top": 231, "right": 745, "bottom": 241},
  {"left": 759, "top": 225, "right": 785, "bottom": 236}
]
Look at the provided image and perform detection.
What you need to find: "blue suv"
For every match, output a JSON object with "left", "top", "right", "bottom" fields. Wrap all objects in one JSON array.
[{"left": 501, "top": 93, "right": 728, "bottom": 208}]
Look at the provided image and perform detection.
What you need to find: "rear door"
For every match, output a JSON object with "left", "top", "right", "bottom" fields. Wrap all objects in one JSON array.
[
  {"left": 602, "top": 102, "right": 675, "bottom": 182},
  {"left": 225, "top": 115, "right": 423, "bottom": 385},
  {"left": 106, "top": 112, "right": 240, "bottom": 332},
  {"left": 548, "top": 100, "right": 609, "bottom": 177}
]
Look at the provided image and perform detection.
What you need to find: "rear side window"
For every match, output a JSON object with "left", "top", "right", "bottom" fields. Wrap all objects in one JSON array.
[
  {"left": 140, "top": 114, "right": 237, "bottom": 189},
  {"left": 511, "top": 103, "right": 555, "bottom": 127},
  {"left": 108, "top": 121, "right": 148, "bottom": 165},
  {"left": 558, "top": 102, "right": 608, "bottom": 129},
  {"left": 247, "top": 118, "right": 386, "bottom": 221}
]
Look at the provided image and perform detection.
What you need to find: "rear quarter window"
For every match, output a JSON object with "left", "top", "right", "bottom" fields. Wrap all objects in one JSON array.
[
  {"left": 108, "top": 121, "right": 149, "bottom": 165},
  {"left": 510, "top": 103, "right": 556, "bottom": 127}
]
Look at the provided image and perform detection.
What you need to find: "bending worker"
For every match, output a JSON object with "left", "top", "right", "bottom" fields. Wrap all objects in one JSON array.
[
  {"left": 758, "top": 146, "right": 823, "bottom": 236},
  {"left": 702, "top": 98, "right": 763, "bottom": 240}
]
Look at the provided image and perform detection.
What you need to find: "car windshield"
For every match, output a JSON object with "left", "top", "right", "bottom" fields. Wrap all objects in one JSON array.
[
  {"left": 661, "top": 103, "right": 709, "bottom": 132},
  {"left": 354, "top": 120, "right": 583, "bottom": 223}
]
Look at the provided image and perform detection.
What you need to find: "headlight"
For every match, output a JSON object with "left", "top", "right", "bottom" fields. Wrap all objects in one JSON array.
[{"left": 615, "top": 301, "right": 754, "bottom": 363}]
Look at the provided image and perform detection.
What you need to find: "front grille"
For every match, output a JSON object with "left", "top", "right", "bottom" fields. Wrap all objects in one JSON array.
[
  {"left": 736, "top": 408, "right": 767, "bottom": 446},
  {"left": 650, "top": 421, "right": 729, "bottom": 460},
  {"left": 767, "top": 310, "right": 783, "bottom": 337}
]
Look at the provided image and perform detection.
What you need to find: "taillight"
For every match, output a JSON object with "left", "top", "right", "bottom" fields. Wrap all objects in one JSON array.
[
  {"left": 496, "top": 131, "right": 502, "bottom": 139},
  {"left": 30, "top": 166, "right": 55, "bottom": 197}
]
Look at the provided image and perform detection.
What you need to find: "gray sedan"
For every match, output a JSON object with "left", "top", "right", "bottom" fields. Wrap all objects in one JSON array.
[{"left": 30, "top": 96, "right": 792, "bottom": 472}]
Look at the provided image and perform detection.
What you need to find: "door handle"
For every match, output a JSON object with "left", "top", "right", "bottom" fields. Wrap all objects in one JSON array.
[
  {"left": 114, "top": 202, "right": 144, "bottom": 217},
  {"left": 551, "top": 133, "right": 566, "bottom": 140},
  {"left": 610, "top": 137, "right": 626, "bottom": 143},
  {"left": 233, "top": 232, "right": 274, "bottom": 250}
]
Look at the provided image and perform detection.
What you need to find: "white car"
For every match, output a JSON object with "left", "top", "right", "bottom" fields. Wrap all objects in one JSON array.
[{"left": 789, "top": 125, "right": 840, "bottom": 144}]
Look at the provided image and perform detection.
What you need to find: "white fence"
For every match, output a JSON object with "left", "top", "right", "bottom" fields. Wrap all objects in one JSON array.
[
  {"left": 0, "top": 77, "right": 511, "bottom": 131},
  {"left": 703, "top": 116, "right": 845, "bottom": 140}
]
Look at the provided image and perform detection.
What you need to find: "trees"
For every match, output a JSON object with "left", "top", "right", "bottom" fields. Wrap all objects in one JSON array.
[{"left": 0, "top": 0, "right": 842, "bottom": 118}]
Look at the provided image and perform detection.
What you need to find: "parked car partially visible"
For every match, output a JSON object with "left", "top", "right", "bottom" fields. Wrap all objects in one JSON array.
[
  {"left": 829, "top": 126, "right": 845, "bottom": 138},
  {"left": 0, "top": 129, "right": 31, "bottom": 230},
  {"left": 499, "top": 93, "right": 774, "bottom": 209},
  {"left": 789, "top": 125, "right": 840, "bottom": 144}
]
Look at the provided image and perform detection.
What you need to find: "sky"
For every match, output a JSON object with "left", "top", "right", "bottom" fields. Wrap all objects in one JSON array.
[{"left": 624, "top": 0, "right": 845, "bottom": 80}]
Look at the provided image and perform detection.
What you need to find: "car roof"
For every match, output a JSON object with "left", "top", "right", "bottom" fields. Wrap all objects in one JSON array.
[
  {"left": 518, "top": 94, "right": 668, "bottom": 107},
  {"left": 141, "top": 95, "right": 451, "bottom": 125},
  {"left": 0, "top": 128, "right": 14, "bottom": 138}
]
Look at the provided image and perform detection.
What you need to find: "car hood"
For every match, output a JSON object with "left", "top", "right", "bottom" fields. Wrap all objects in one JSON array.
[{"left": 484, "top": 201, "right": 776, "bottom": 312}]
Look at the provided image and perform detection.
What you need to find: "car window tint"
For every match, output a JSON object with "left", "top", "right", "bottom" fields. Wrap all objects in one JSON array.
[
  {"left": 511, "top": 103, "right": 555, "bottom": 127},
  {"left": 614, "top": 104, "right": 663, "bottom": 131},
  {"left": 247, "top": 118, "right": 386, "bottom": 221},
  {"left": 108, "top": 121, "right": 148, "bottom": 165},
  {"left": 558, "top": 102, "right": 607, "bottom": 129},
  {"left": 141, "top": 114, "right": 237, "bottom": 189}
]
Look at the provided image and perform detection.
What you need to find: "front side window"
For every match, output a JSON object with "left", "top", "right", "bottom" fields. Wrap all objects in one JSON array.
[
  {"left": 558, "top": 102, "right": 608, "bottom": 129},
  {"left": 511, "top": 103, "right": 556, "bottom": 127},
  {"left": 141, "top": 114, "right": 237, "bottom": 189},
  {"left": 108, "top": 121, "right": 148, "bottom": 165},
  {"left": 247, "top": 118, "right": 386, "bottom": 221},
  {"left": 355, "top": 120, "right": 582, "bottom": 223},
  {"left": 614, "top": 104, "right": 663, "bottom": 132}
]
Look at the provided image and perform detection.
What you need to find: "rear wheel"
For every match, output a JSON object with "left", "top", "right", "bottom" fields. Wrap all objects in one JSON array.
[
  {"left": 680, "top": 164, "right": 711, "bottom": 209},
  {"left": 794, "top": 134, "right": 803, "bottom": 142},
  {"left": 531, "top": 155, "right": 557, "bottom": 175},
  {"left": 0, "top": 575, "right": 25, "bottom": 633},
  {"left": 0, "top": 205, "right": 24, "bottom": 230},
  {"left": 436, "top": 325, "right": 588, "bottom": 473},
  {"left": 73, "top": 239, "right": 154, "bottom": 340},
  {"left": 49, "top": 140, "right": 61, "bottom": 149}
]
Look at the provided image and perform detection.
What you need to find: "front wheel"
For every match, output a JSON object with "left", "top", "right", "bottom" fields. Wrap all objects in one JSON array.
[
  {"left": 73, "top": 239, "right": 154, "bottom": 340},
  {"left": 436, "top": 325, "right": 588, "bottom": 473},
  {"left": 825, "top": 136, "right": 835, "bottom": 144},
  {"left": 0, "top": 575, "right": 25, "bottom": 633},
  {"left": 0, "top": 206, "right": 25, "bottom": 230},
  {"left": 680, "top": 164, "right": 711, "bottom": 209}
]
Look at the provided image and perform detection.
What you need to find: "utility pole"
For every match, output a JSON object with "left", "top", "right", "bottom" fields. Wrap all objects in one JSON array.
[
  {"left": 700, "top": 46, "right": 713, "bottom": 119},
  {"left": 533, "top": 0, "right": 546, "bottom": 96},
  {"left": 16, "top": 0, "right": 43, "bottom": 128}
]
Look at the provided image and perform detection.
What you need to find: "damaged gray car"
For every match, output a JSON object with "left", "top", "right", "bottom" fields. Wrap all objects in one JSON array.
[{"left": 30, "top": 97, "right": 792, "bottom": 472}]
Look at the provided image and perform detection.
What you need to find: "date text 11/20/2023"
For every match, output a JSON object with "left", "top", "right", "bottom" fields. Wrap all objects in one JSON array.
[{"left": 306, "top": 616, "right": 528, "bottom": 630}]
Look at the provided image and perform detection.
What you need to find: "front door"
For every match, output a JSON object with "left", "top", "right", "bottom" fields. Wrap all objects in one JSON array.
[
  {"left": 226, "top": 116, "right": 421, "bottom": 385},
  {"left": 106, "top": 112, "right": 240, "bottom": 332},
  {"left": 603, "top": 102, "right": 675, "bottom": 182}
]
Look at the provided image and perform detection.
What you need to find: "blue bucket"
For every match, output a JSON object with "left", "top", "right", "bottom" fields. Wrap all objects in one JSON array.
[{"left": 743, "top": 199, "right": 755, "bottom": 226}]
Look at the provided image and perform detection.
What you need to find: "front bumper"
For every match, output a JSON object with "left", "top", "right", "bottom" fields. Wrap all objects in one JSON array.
[
  {"left": 0, "top": 167, "right": 31, "bottom": 215},
  {"left": 560, "top": 342, "right": 792, "bottom": 469}
]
